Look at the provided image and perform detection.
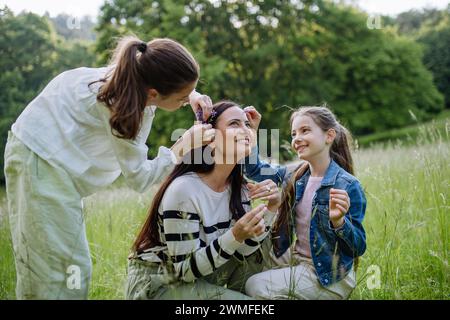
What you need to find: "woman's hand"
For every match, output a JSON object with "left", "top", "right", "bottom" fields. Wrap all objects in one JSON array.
[
  {"left": 170, "top": 123, "right": 215, "bottom": 162},
  {"left": 329, "top": 188, "right": 350, "bottom": 228},
  {"left": 232, "top": 204, "right": 267, "bottom": 243},
  {"left": 247, "top": 180, "right": 282, "bottom": 213},
  {"left": 243, "top": 106, "right": 261, "bottom": 131},
  {"left": 189, "top": 90, "right": 213, "bottom": 122},
  {"left": 244, "top": 106, "right": 261, "bottom": 148}
]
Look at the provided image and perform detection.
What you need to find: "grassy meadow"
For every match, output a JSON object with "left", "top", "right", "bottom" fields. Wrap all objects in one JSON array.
[{"left": 0, "top": 120, "right": 448, "bottom": 300}]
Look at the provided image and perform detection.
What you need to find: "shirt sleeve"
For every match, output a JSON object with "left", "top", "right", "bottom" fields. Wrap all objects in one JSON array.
[
  {"left": 234, "top": 208, "right": 277, "bottom": 258},
  {"left": 98, "top": 104, "right": 177, "bottom": 193},
  {"left": 160, "top": 180, "right": 242, "bottom": 283}
]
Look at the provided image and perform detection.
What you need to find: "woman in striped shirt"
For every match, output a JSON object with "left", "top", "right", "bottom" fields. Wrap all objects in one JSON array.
[{"left": 126, "top": 101, "right": 281, "bottom": 299}]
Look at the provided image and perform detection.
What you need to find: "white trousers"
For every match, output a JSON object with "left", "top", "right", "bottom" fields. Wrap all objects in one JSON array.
[
  {"left": 245, "top": 243, "right": 356, "bottom": 300},
  {"left": 4, "top": 132, "right": 91, "bottom": 299}
]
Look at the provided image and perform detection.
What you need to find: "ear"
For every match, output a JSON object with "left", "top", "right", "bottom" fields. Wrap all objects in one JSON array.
[
  {"left": 326, "top": 128, "right": 337, "bottom": 145},
  {"left": 147, "top": 88, "right": 160, "bottom": 100}
]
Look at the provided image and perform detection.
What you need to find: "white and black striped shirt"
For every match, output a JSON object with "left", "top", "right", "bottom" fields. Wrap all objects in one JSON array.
[{"left": 137, "top": 172, "right": 277, "bottom": 283}]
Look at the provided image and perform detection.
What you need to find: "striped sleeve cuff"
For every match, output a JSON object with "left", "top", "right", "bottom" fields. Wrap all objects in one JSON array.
[{"left": 218, "top": 229, "right": 242, "bottom": 254}]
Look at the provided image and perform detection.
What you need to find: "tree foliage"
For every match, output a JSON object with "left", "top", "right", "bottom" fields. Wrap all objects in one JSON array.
[
  {"left": 0, "top": 1, "right": 446, "bottom": 184},
  {"left": 94, "top": 0, "right": 443, "bottom": 157},
  {"left": 0, "top": 7, "right": 96, "bottom": 183}
]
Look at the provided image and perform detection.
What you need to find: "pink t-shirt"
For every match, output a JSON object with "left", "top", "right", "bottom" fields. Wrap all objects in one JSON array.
[{"left": 295, "top": 176, "right": 323, "bottom": 258}]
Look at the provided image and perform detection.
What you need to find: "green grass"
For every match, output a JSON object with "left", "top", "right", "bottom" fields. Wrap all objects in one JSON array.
[
  {"left": 0, "top": 192, "right": 15, "bottom": 300},
  {"left": 82, "top": 186, "right": 158, "bottom": 299},
  {"left": 0, "top": 120, "right": 449, "bottom": 300},
  {"left": 350, "top": 125, "right": 449, "bottom": 299}
]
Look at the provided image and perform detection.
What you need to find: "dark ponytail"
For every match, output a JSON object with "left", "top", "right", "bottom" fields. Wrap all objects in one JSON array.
[
  {"left": 93, "top": 36, "right": 199, "bottom": 140},
  {"left": 330, "top": 124, "right": 353, "bottom": 175}
]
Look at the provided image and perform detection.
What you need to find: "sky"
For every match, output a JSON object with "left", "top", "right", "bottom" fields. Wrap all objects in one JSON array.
[{"left": 0, "top": 0, "right": 448, "bottom": 18}]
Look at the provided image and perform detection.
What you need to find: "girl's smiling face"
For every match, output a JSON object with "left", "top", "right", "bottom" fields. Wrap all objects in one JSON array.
[
  {"left": 214, "top": 106, "right": 253, "bottom": 164},
  {"left": 291, "top": 115, "right": 335, "bottom": 161}
]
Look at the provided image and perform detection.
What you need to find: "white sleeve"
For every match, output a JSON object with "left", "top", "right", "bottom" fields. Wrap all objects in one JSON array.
[
  {"left": 98, "top": 104, "right": 177, "bottom": 193},
  {"left": 235, "top": 209, "right": 277, "bottom": 257}
]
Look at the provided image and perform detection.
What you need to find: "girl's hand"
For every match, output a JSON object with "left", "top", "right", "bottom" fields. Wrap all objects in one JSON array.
[
  {"left": 189, "top": 91, "right": 213, "bottom": 122},
  {"left": 247, "top": 180, "right": 281, "bottom": 213},
  {"left": 171, "top": 123, "right": 215, "bottom": 162},
  {"left": 243, "top": 106, "right": 261, "bottom": 131},
  {"left": 232, "top": 204, "right": 267, "bottom": 242},
  {"left": 329, "top": 188, "right": 350, "bottom": 228}
]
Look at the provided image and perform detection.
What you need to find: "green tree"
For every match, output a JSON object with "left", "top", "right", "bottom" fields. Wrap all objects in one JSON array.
[
  {"left": 0, "top": 8, "right": 59, "bottom": 183},
  {"left": 418, "top": 10, "right": 450, "bottom": 108},
  {"left": 47, "top": 13, "right": 96, "bottom": 41},
  {"left": 394, "top": 7, "right": 447, "bottom": 35},
  {"left": 94, "top": 0, "right": 230, "bottom": 157},
  {"left": 0, "top": 7, "right": 96, "bottom": 183},
  {"left": 384, "top": 5, "right": 450, "bottom": 109},
  {"left": 93, "top": 0, "right": 446, "bottom": 158},
  {"left": 313, "top": 4, "right": 444, "bottom": 134}
]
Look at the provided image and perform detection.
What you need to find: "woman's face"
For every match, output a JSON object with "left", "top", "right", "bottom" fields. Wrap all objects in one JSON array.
[
  {"left": 213, "top": 106, "right": 253, "bottom": 164},
  {"left": 291, "top": 114, "right": 333, "bottom": 162},
  {"left": 148, "top": 81, "right": 197, "bottom": 111}
]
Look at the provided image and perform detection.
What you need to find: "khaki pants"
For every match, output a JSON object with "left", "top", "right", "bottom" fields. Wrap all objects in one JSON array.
[
  {"left": 4, "top": 132, "right": 91, "bottom": 299},
  {"left": 245, "top": 242, "right": 356, "bottom": 300},
  {"left": 125, "top": 251, "right": 264, "bottom": 300}
]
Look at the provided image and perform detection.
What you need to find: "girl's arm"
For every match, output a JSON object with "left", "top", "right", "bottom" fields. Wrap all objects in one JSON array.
[
  {"left": 329, "top": 181, "right": 367, "bottom": 257},
  {"left": 242, "top": 106, "right": 287, "bottom": 185},
  {"left": 244, "top": 146, "right": 287, "bottom": 185}
]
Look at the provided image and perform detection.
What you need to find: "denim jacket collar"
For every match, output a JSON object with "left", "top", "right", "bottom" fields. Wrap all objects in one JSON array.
[
  {"left": 320, "top": 159, "right": 340, "bottom": 187},
  {"left": 295, "top": 159, "right": 340, "bottom": 200}
]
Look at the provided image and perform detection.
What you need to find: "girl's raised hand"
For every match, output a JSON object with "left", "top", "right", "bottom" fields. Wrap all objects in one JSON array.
[
  {"left": 189, "top": 91, "right": 213, "bottom": 122},
  {"left": 247, "top": 180, "right": 282, "bottom": 213},
  {"left": 329, "top": 188, "right": 350, "bottom": 228}
]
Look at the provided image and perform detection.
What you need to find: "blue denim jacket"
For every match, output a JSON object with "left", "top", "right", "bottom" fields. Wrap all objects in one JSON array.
[{"left": 244, "top": 147, "right": 367, "bottom": 286}]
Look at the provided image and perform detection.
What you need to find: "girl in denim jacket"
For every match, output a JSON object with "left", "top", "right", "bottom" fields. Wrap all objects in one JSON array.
[{"left": 243, "top": 106, "right": 367, "bottom": 299}]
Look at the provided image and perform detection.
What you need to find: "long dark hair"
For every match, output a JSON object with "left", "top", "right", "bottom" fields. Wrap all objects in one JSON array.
[
  {"left": 133, "top": 101, "right": 247, "bottom": 253},
  {"left": 92, "top": 36, "right": 199, "bottom": 140},
  {"left": 275, "top": 106, "right": 354, "bottom": 235}
]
